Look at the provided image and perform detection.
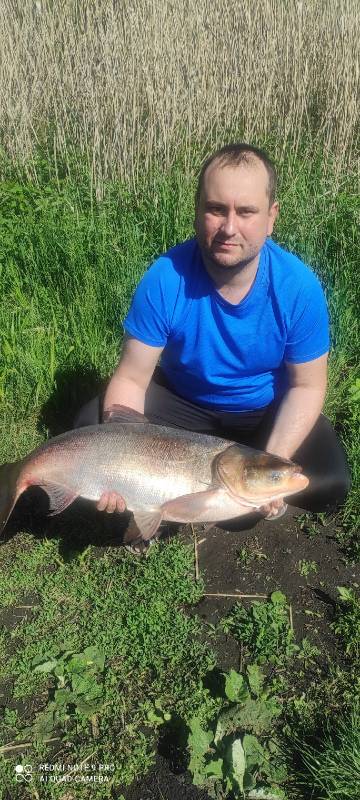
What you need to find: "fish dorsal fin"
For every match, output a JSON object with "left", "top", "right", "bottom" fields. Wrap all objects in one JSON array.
[{"left": 102, "top": 404, "right": 148, "bottom": 424}]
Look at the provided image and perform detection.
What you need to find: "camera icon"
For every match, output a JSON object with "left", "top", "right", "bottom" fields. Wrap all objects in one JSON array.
[{"left": 15, "top": 764, "right": 33, "bottom": 783}]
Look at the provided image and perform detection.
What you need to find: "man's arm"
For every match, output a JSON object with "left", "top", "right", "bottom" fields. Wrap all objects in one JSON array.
[
  {"left": 265, "top": 353, "right": 328, "bottom": 460},
  {"left": 103, "top": 335, "right": 164, "bottom": 417},
  {"left": 261, "top": 353, "right": 328, "bottom": 517},
  {"left": 97, "top": 335, "right": 164, "bottom": 513}
]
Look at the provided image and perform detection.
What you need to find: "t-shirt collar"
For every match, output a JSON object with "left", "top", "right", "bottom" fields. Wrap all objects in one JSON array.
[{"left": 197, "top": 239, "right": 268, "bottom": 316}]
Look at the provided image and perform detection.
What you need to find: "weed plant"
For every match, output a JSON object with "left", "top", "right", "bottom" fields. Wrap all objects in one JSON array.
[
  {"left": 187, "top": 665, "right": 287, "bottom": 799},
  {"left": 221, "top": 592, "right": 300, "bottom": 667},
  {"left": 331, "top": 586, "right": 360, "bottom": 662}
]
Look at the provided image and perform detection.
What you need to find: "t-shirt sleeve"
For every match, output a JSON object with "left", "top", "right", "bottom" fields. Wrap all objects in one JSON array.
[
  {"left": 123, "top": 256, "right": 178, "bottom": 346},
  {"left": 284, "top": 274, "right": 330, "bottom": 363}
]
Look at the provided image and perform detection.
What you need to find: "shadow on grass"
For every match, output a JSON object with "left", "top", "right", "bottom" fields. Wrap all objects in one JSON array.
[
  {"left": 39, "top": 364, "right": 106, "bottom": 436},
  {"left": 2, "top": 487, "right": 129, "bottom": 561}
]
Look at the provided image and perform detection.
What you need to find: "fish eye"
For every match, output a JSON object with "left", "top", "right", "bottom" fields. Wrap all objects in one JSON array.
[{"left": 270, "top": 471, "right": 282, "bottom": 482}]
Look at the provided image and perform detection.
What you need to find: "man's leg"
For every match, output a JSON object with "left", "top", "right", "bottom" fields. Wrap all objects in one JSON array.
[
  {"left": 144, "top": 371, "right": 220, "bottom": 432},
  {"left": 73, "top": 395, "right": 102, "bottom": 428},
  {"left": 72, "top": 371, "right": 220, "bottom": 432}
]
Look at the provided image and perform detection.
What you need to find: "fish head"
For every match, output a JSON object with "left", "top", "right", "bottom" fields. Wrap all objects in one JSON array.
[{"left": 214, "top": 445, "right": 309, "bottom": 503}]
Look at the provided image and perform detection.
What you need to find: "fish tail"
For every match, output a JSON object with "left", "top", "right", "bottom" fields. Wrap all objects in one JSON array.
[{"left": 0, "top": 461, "right": 23, "bottom": 535}]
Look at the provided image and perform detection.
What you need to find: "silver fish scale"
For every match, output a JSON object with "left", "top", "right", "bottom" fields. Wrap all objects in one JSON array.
[{"left": 27, "top": 423, "right": 231, "bottom": 512}]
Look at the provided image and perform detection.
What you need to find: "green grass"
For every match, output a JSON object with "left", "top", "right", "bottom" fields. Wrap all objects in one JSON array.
[
  {"left": 0, "top": 535, "right": 218, "bottom": 797},
  {"left": 291, "top": 704, "right": 360, "bottom": 800}
]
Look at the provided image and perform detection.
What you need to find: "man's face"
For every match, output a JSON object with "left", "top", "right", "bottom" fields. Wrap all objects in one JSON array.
[{"left": 194, "top": 159, "right": 279, "bottom": 272}]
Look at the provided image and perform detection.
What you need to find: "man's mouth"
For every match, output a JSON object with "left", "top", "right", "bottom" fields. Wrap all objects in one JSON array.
[{"left": 214, "top": 241, "right": 239, "bottom": 247}]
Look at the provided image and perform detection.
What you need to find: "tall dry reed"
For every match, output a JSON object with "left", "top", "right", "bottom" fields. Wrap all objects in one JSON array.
[{"left": 0, "top": 0, "right": 359, "bottom": 191}]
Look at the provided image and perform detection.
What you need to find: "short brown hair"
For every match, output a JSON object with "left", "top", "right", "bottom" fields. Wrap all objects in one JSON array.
[{"left": 195, "top": 143, "right": 277, "bottom": 208}]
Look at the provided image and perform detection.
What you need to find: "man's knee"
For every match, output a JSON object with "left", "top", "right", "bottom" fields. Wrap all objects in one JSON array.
[{"left": 298, "top": 471, "right": 351, "bottom": 514}]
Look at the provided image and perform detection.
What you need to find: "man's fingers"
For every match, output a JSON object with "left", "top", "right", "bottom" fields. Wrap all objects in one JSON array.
[
  {"left": 96, "top": 492, "right": 126, "bottom": 513},
  {"left": 116, "top": 495, "right": 126, "bottom": 512},
  {"left": 105, "top": 492, "right": 118, "bottom": 513},
  {"left": 97, "top": 493, "right": 110, "bottom": 512},
  {"left": 260, "top": 499, "right": 285, "bottom": 516},
  {"left": 272, "top": 498, "right": 284, "bottom": 509}
]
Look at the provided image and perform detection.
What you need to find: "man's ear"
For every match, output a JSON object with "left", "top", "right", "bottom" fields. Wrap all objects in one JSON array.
[{"left": 267, "top": 201, "right": 279, "bottom": 236}]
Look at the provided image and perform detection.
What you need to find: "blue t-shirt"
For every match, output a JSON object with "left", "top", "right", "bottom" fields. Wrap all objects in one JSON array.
[{"left": 123, "top": 237, "right": 329, "bottom": 412}]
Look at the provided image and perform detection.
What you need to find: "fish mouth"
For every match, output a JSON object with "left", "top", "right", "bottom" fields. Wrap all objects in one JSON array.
[
  {"left": 244, "top": 472, "right": 309, "bottom": 503},
  {"left": 287, "top": 472, "right": 309, "bottom": 490}
]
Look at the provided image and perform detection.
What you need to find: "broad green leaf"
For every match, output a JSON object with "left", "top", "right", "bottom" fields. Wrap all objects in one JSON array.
[
  {"left": 188, "top": 717, "right": 213, "bottom": 755},
  {"left": 31, "top": 709, "right": 56, "bottom": 740},
  {"left": 243, "top": 768, "right": 256, "bottom": 790},
  {"left": 83, "top": 646, "right": 106, "bottom": 671},
  {"left": 270, "top": 591, "right": 286, "bottom": 605},
  {"left": 66, "top": 653, "right": 89, "bottom": 673},
  {"left": 243, "top": 733, "right": 266, "bottom": 767},
  {"left": 231, "top": 738, "right": 246, "bottom": 792},
  {"left": 53, "top": 661, "right": 66, "bottom": 680},
  {"left": 337, "top": 586, "right": 354, "bottom": 602},
  {"left": 71, "top": 672, "right": 103, "bottom": 699},
  {"left": 33, "top": 658, "right": 57, "bottom": 674},
  {"left": 188, "top": 717, "right": 214, "bottom": 785},
  {"left": 76, "top": 697, "right": 103, "bottom": 717},
  {"left": 204, "top": 758, "right": 223, "bottom": 778},
  {"left": 215, "top": 705, "right": 248, "bottom": 740},
  {"left": 248, "top": 786, "right": 286, "bottom": 799},
  {"left": 214, "top": 714, "right": 227, "bottom": 746},
  {"left": 234, "top": 696, "right": 281, "bottom": 735},
  {"left": 32, "top": 653, "right": 52, "bottom": 667},
  {"left": 54, "top": 688, "right": 74, "bottom": 707},
  {"left": 146, "top": 708, "right": 165, "bottom": 725},
  {"left": 262, "top": 759, "right": 288, "bottom": 783},
  {"left": 246, "top": 664, "right": 265, "bottom": 697},
  {"left": 225, "top": 669, "right": 246, "bottom": 702}
]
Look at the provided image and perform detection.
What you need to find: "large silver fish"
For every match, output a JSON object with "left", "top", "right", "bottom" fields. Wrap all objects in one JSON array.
[{"left": 0, "top": 407, "right": 308, "bottom": 542}]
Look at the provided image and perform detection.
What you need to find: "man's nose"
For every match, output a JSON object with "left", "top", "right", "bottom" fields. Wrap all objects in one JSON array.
[{"left": 220, "top": 211, "right": 237, "bottom": 235}]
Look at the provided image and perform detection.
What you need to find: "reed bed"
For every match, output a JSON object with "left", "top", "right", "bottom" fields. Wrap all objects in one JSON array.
[{"left": 0, "top": 0, "right": 359, "bottom": 191}]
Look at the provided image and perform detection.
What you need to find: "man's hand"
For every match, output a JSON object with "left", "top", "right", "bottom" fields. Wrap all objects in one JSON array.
[
  {"left": 96, "top": 492, "right": 127, "bottom": 514},
  {"left": 260, "top": 498, "right": 286, "bottom": 518}
]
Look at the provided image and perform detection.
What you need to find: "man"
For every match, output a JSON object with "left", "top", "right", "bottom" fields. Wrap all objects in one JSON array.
[{"left": 77, "top": 143, "right": 349, "bottom": 525}]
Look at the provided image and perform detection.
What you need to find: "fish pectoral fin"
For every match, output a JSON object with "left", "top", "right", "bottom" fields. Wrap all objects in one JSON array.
[
  {"left": 161, "top": 488, "right": 225, "bottom": 523},
  {"left": 124, "top": 509, "right": 163, "bottom": 543},
  {"left": 40, "top": 482, "right": 79, "bottom": 516}
]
